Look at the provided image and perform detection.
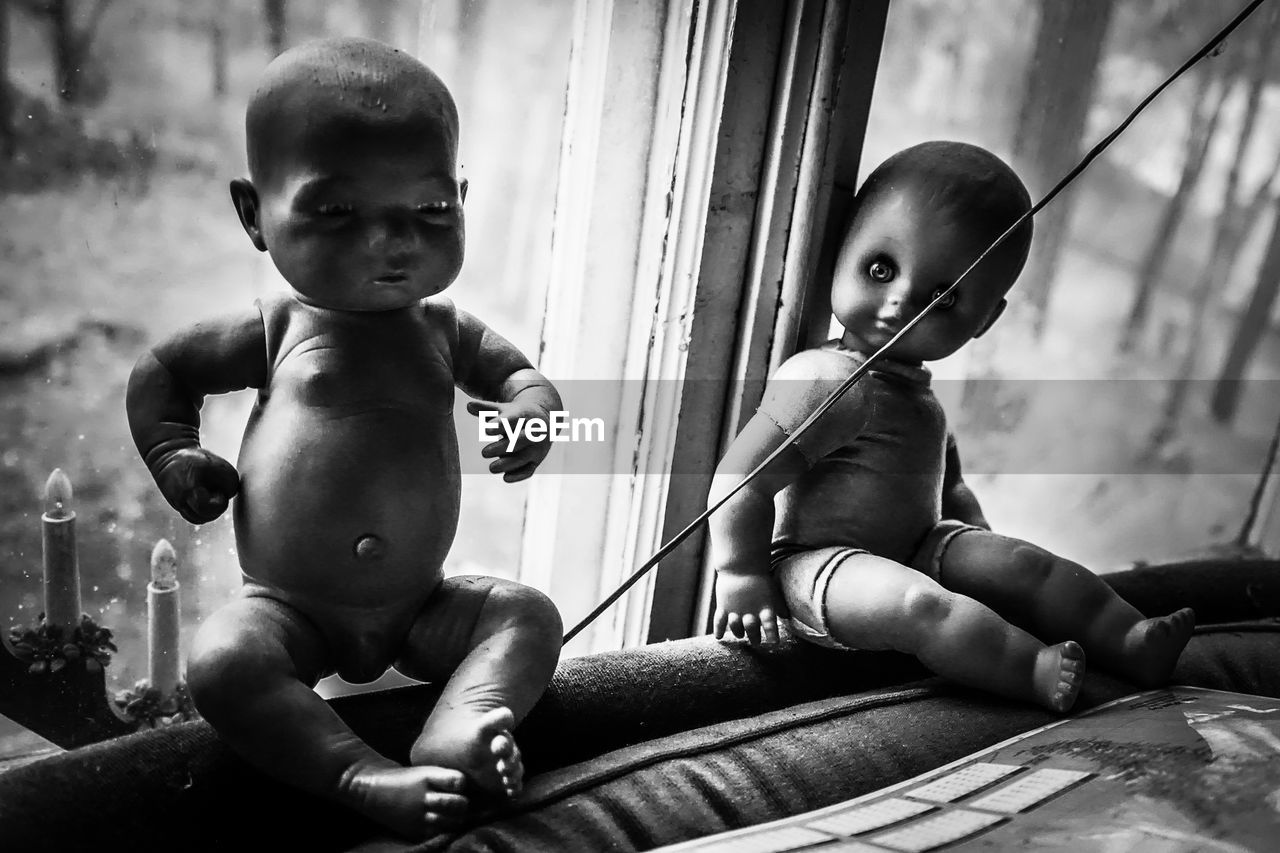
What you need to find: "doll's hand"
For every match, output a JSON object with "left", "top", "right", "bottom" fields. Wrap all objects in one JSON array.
[
  {"left": 713, "top": 571, "right": 784, "bottom": 645},
  {"left": 467, "top": 399, "right": 554, "bottom": 483},
  {"left": 152, "top": 447, "right": 240, "bottom": 524}
]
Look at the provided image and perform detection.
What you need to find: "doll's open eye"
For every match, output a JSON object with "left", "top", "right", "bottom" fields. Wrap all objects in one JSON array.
[
  {"left": 416, "top": 201, "right": 454, "bottom": 215},
  {"left": 930, "top": 287, "right": 957, "bottom": 310},
  {"left": 316, "top": 203, "right": 353, "bottom": 217},
  {"left": 867, "top": 259, "right": 895, "bottom": 283}
]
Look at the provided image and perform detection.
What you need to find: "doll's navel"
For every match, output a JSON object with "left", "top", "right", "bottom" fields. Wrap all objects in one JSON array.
[{"left": 353, "top": 534, "right": 385, "bottom": 561}]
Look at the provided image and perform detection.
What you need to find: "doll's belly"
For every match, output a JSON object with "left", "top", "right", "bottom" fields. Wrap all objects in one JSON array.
[{"left": 232, "top": 406, "right": 460, "bottom": 611}]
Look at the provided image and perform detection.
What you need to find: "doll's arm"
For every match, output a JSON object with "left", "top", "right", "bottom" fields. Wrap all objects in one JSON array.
[
  {"left": 708, "top": 351, "right": 868, "bottom": 644},
  {"left": 451, "top": 306, "right": 563, "bottom": 482},
  {"left": 941, "top": 433, "right": 990, "bottom": 530},
  {"left": 707, "top": 412, "right": 811, "bottom": 645},
  {"left": 125, "top": 308, "right": 267, "bottom": 524}
]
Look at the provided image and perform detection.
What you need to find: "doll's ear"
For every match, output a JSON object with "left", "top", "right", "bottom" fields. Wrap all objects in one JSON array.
[
  {"left": 973, "top": 298, "right": 1006, "bottom": 339},
  {"left": 230, "top": 179, "right": 268, "bottom": 252},
  {"left": 459, "top": 178, "right": 469, "bottom": 204}
]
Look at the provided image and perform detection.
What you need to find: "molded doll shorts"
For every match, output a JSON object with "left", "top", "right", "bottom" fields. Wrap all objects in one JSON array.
[{"left": 773, "top": 519, "right": 983, "bottom": 651}]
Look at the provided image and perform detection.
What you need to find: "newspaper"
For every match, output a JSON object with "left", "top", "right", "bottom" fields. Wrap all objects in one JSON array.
[{"left": 657, "top": 686, "right": 1280, "bottom": 852}]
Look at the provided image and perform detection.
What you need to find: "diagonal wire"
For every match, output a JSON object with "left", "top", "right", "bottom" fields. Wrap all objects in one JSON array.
[{"left": 563, "top": 0, "right": 1270, "bottom": 646}]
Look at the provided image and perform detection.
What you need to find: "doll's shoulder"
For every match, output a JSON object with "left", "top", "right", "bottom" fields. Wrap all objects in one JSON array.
[
  {"left": 771, "top": 344, "right": 866, "bottom": 383},
  {"left": 419, "top": 295, "right": 494, "bottom": 336},
  {"left": 416, "top": 295, "right": 466, "bottom": 352},
  {"left": 760, "top": 344, "right": 872, "bottom": 436},
  {"left": 419, "top": 294, "right": 460, "bottom": 329}
]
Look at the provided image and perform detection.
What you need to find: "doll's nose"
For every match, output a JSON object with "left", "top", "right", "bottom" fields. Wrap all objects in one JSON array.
[
  {"left": 878, "top": 281, "right": 911, "bottom": 320},
  {"left": 367, "top": 214, "right": 419, "bottom": 255}
]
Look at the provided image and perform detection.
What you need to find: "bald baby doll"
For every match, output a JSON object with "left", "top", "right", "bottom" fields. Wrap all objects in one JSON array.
[
  {"left": 707, "top": 142, "right": 1194, "bottom": 713},
  {"left": 126, "top": 38, "right": 563, "bottom": 840}
]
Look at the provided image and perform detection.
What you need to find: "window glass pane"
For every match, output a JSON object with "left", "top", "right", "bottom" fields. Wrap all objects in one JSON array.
[
  {"left": 0, "top": 0, "right": 571, "bottom": 694},
  {"left": 842, "top": 0, "right": 1280, "bottom": 569}
]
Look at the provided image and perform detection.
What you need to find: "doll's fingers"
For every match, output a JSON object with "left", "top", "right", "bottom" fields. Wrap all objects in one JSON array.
[
  {"left": 489, "top": 456, "right": 517, "bottom": 474},
  {"left": 423, "top": 791, "right": 469, "bottom": 815},
  {"left": 760, "top": 609, "right": 780, "bottom": 645},
  {"left": 481, "top": 439, "right": 508, "bottom": 458},
  {"left": 500, "top": 432, "right": 545, "bottom": 456},
  {"left": 502, "top": 463, "right": 536, "bottom": 483},
  {"left": 713, "top": 608, "right": 728, "bottom": 639},
  {"left": 491, "top": 456, "right": 536, "bottom": 477},
  {"left": 424, "top": 810, "right": 464, "bottom": 829},
  {"left": 183, "top": 488, "right": 227, "bottom": 524},
  {"left": 201, "top": 455, "right": 241, "bottom": 497},
  {"left": 742, "top": 613, "right": 762, "bottom": 645},
  {"left": 507, "top": 444, "right": 550, "bottom": 470},
  {"left": 725, "top": 612, "right": 745, "bottom": 639},
  {"left": 467, "top": 400, "right": 502, "bottom": 415},
  {"left": 176, "top": 504, "right": 210, "bottom": 525},
  {"left": 192, "top": 486, "right": 227, "bottom": 512},
  {"left": 419, "top": 767, "right": 467, "bottom": 791}
]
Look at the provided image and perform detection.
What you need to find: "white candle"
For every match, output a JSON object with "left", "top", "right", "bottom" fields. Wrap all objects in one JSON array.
[
  {"left": 41, "top": 468, "right": 82, "bottom": 630},
  {"left": 147, "top": 539, "right": 181, "bottom": 695}
]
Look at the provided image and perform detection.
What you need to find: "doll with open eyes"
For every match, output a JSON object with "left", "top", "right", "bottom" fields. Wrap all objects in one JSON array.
[
  {"left": 126, "top": 38, "right": 563, "bottom": 840},
  {"left": 706, "top": 141, "right": 1194, "bottom": 712}
]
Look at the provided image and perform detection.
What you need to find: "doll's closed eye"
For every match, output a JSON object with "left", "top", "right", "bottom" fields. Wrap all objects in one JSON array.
[
  {"left": 316, "top": 203, "right": 353, "bottom": 217},
  {"left": 930, "top": 286, "right": 957, "bottom": 310}
]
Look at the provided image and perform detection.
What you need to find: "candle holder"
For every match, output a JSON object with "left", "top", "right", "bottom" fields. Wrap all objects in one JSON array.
[
  {"left": 7, "top": 612, "right": 117, "bottom": 674},
  {"left": 0, "top": 622, "right": 137, "bottom": 748},
  {"left": 0, "top": 470, "right": 140, "bottom": 747},
  {"left": 114, "top": 678, "right": 198, "bottom": 728}
]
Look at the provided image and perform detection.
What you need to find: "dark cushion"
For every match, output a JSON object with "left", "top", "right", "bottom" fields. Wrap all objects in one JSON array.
[
  {"left": 1, "top": 558, "right": 1277, "bottom": 852},
  {"left": 433, "top": 627, "right": 1280, "bottom": 853}
]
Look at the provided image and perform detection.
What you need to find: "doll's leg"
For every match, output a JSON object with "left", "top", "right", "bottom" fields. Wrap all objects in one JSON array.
[
  {"left": 396, "top": 575, "right": 562, "bottom": 798},
  {"left": 937, "top": 530, "right": 1193, "bottom": 687},
  {"left": 187, "top": 597, "right": 469, "bottom": 840},
  {"left": 824, "top": 552, "right": 1085, "bottom": 712}
]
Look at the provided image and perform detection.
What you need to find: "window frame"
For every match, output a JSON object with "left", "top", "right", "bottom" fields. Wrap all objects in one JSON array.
[
  {"left": 646, "top": 0, "right": 891, "bottom": 642},
  {"left": 521, "top": 0, "right": 889, "bottom": 652}
]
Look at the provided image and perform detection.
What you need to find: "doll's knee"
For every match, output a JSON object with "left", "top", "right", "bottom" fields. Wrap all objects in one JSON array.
[
  {"left": 186, "top": 627, "right": 260, "bottom": 717},
  {"left": 477, "top": 578, "right": 563, "bottom": 646},
  {"left": 1007, "top": 542, "right": 1057, "bottom": 586},
  {"left": 186, "top": 609, "right": 303, "bottom": 717},
  {"left": 900, "top": 581, "right": 954, "bottom": 629}
]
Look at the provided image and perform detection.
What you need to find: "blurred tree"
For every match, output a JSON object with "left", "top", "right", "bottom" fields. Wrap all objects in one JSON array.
[
  {"left": 12, "top": 0, "right": 116, "bottom": 103},
  {"left": 961, "top": 0, "right": 1113, "bottom": 430},
  {"left": 1210, "top": 165, "right": 1280, "bottom": 423},
  {"left": 1, "top": 0, "right": 13, "bottom": 160},
  {"left": 1118, "top": 61, "right": 1231, "bottom": 353},
  {"left": 1012, "top": 0, "right": 1115, "bottom": 340},
  {"left": 263, "top": 0, "right": 285, "bottom": 57},
  {"left": 210, "top": 3, "right": 227, "bottom": 97},
  {"left": 1146, "top": 1, "right": 1279, "bottom": 455}
]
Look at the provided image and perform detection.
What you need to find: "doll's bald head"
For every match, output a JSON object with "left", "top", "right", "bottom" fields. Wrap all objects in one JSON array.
[
  {"left": 244, "top": 37, "right": 459, "bottom": 191},
  {"left": 854, "top": 141, "right": 1034, "bottom": 284}
]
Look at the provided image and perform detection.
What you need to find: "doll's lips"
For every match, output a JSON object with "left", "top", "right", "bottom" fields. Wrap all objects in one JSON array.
[{"left": 374, "top": 272, "right": 408, "bottom": 284}]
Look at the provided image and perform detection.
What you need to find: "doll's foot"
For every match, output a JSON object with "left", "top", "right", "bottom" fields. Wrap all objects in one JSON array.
[
  {"left": 411, "top": 706, "right": 525, "bottom": 798},
  {"left": 1120, "top": 607, "right": 1195, "bottom": 688},
  {"left": 340, "top": 761, "right": 469, "bottom": 840},
  {"left": 1034, "top": 641, "right": 1085, "bottom": 713}
]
